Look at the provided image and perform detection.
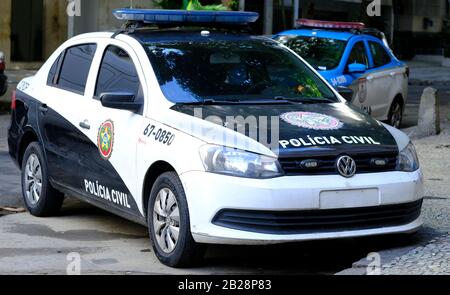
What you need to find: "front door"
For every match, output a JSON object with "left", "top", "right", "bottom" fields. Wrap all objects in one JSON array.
[
  {"left": 80, "top": 43, "right": 146, "bottom": 219},
  {"left": 343, "top": 40, "right": 370, "bottom": 113}
]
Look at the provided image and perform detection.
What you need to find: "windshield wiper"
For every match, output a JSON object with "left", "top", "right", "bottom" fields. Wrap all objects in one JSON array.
[
  {"left": 181, "top": 98, "right": 295, "bottom": 105},
  {"left": 276, "top": 96, "right": 336, "bottom": 104},
  {"left": 180, "top": 99, "right": 242, "bottom": 105}
]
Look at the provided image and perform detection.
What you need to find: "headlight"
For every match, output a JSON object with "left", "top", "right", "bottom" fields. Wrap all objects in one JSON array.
[
  {"left": 199, "top": 145, "right": 282, "bottom": 178},
  {"left": 397, "top": 142, "right": 419, "bottom": 172}
]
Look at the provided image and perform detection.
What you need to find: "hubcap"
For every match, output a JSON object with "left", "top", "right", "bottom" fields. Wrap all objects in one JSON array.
[
  {"left": 391, "top": 103, "right": 402, "bottom": 128},
  {"left": 24, "top": 154, "right": 42, "bottom": 206},
  {"left": 153, "top": 188, "right": 180, "bottom": 254}
]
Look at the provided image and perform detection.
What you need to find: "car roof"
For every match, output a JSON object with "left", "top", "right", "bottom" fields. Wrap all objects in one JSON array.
[
  {"left": 129, "top": 28, "right": 269, "bottom": 44},
  {"left": 276, "top": 29, "right": 357, "bottom": 41}
]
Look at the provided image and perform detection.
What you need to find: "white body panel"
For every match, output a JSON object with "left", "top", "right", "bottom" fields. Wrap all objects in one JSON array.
[{"left": 181, "top": 170, "right": 423, "bottom": 244}]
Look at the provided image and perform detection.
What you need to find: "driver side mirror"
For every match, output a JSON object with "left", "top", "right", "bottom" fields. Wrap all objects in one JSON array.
[
  {"left": 347, "top": 63, "right": 366, "bottom": 74},
  {"left": 100, "top": 92, "right": 143, "bottom": 112}
]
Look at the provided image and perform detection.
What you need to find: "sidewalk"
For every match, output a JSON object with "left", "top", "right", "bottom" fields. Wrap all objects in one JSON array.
[{"left": 407, "top": 60, "right": 450, "bottom": 86}]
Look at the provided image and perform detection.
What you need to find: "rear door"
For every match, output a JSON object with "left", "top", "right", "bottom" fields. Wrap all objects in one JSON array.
[{"left": 38, "top": 43, "right": 97, "bottom": 189}]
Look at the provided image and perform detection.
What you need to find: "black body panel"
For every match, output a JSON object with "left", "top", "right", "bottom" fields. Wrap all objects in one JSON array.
[
  {"left": 8, "top": 90, "right": 40, "bottom": 167},
  {"left": 172, "top": 102, "right": 399, "bottom": 156},
  {"left": 213, "top": 200, "right": 423, "bottom": 235},
  {"left": 8, "top": 90, "right": 145, "bottom": 224}
]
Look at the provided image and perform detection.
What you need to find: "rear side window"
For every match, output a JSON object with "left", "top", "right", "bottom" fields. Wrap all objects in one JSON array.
[
  {"left": 95, "top": 45, "right": 141, "bottom": 98},
  {"left": 347, "top": 42, "right": 369, "bottom": 68},
  {"left": 56, "top": 44, "right": 97, "bottom": 94},
  {"left": 369, "top": 41, "right": 391, "bottom": 68},
  {"left": 47, "top": 53, "right": 62, "bottom": 85}
]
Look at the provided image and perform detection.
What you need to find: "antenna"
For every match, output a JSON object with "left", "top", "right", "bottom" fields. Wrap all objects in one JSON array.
[{"left": 130, "top": 0, "right": 133, "bottom": 8}]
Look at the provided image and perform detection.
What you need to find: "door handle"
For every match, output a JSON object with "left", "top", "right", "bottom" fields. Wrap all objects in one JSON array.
[
  {"left": 79, "top": 120, "right": 91, "bottom": 130},
  {"left": 39, "top": 104, "right": 48, "bottom": 114}
]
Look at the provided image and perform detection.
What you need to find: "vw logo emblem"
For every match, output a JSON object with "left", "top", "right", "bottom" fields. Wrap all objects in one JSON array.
[{"left": 336, "top": 155, "right": 357, "bottom": 178}]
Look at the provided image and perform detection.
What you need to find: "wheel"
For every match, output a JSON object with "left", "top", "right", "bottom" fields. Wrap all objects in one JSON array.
[
  {"left": 147, "top": 172, "right": 205, "bottom": 267},
  {"left": 387, "top": 98, "right": 403, "bottom": 128},
  {"left": 21, "top": 142, "right": 64, "bottom": 216}
]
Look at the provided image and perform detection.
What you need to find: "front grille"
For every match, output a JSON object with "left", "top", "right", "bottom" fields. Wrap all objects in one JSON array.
[
  {"left": 279, "top": 152, "right": 398, "bottom": 175},
  {"left": 212, "top": 200, "right": 423, "bottom": 235}
]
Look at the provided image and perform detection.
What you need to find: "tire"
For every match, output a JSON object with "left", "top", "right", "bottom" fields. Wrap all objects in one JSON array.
[
  {"left": 147, "top": 172, "right": 205, "bottom": 267},
  {"left": 21, "top": 142, "right": 64, "bottom": 217},
  {"left": 387, "top": 98, "right": 403, "bottom": 129}
]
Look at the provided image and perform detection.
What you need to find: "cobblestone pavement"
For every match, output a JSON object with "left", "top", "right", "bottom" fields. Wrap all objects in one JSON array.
[
  {"left": 378, "top": 126, "right": 450, "bottom": 275},
  {"left": 382, "top": 233, "right": 450, "bottom": 275}
]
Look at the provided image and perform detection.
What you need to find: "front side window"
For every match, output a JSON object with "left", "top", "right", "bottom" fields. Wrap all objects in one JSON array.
[
  {"left": 369, "top": 41, "right": 391, "bottom": 68},
  {"left": 95, "top": 45, "right": 141, "bottom": 98},
  {"left": 274, "top": 35, "right": 347, "bottom": 71},
  {"left": 347, "top": 42, "right": 369, "bottom": 68},
  {"left": 145, "top": 38, "right": 337, "bottom": 104},
  {"left": 56, "top": 44, "right": 96, "bottom": 94}
]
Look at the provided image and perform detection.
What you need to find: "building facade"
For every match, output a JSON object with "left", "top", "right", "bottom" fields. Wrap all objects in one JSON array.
[
  {"left": 245, "top": 0, "right": 449, "bottom": 59},
  {"left": 0, "top": 0, "right": 68, "bottom": 68},
  {"left": 0, "top": 0, "right": 156, "bottom": 69}
]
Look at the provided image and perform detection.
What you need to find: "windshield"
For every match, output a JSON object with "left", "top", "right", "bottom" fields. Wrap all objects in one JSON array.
[
  {"left": 145, "top": 38, "right": 337, "bottom": 104},
  {"left": 274, "top": 35, "right": 347, "bottom": 71}
]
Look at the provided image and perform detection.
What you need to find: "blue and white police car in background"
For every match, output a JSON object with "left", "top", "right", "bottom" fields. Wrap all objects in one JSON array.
[
  {"left": 274, "top": 19, "right": 409, "bottom": 128},
  {"left": 8, "top": 9, "right": 423, "bottom": 268}
]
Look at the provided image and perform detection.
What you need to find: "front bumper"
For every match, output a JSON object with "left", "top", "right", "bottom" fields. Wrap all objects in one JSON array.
[{"left": 180, "top": 170, "right": 424, "bottom": 245}]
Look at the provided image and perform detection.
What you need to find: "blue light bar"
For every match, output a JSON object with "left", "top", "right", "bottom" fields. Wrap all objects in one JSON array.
[{"left": 113, "top": 9, "right": 259, "bottom": 25}]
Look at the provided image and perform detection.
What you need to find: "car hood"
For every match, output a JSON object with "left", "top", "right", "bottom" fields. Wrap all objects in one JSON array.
[{"left": 170, "top": 102, "right": 399, "bottom": 158}]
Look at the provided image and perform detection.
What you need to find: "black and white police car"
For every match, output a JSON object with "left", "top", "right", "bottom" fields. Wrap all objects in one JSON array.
[{"left": 8, "top": 9, "right": 423, "bottom": 267}]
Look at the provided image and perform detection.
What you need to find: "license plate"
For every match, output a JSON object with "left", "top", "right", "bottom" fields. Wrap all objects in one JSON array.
[{"left": 319, "top": 189, "right": 379, "bottom": 209}]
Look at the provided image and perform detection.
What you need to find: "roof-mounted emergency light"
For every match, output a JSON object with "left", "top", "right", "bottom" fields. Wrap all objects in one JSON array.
[
  {"left": 296, "top": 19, "right": 366, "bottom": 30},
  {"left": 113, "top": 9, "right": 259, "bottom": 25}
]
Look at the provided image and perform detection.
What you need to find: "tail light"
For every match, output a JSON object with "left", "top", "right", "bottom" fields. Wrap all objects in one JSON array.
[
  {"left": 0, "top": 60, "right": 5, "bottom": 72},
  {"left": 11, "top": 90, "right": 16, "bottom": 110}
]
